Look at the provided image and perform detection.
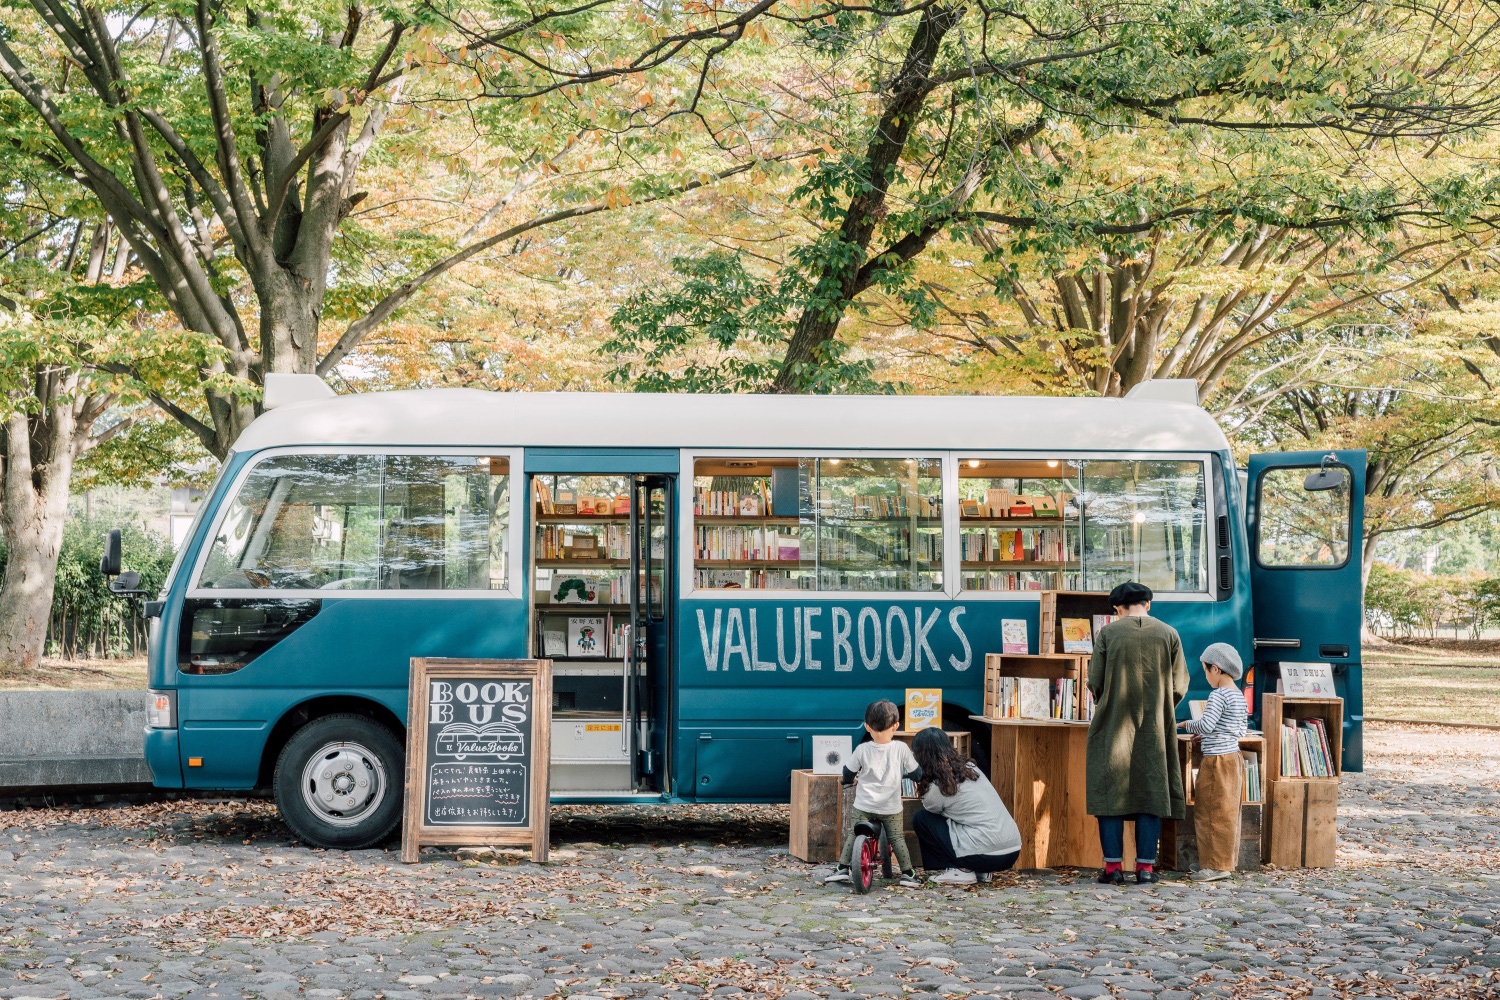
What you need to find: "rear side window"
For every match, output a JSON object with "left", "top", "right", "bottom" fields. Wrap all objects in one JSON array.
[{"left": 196, "top": 453, "right": 511, "bottom": 591}]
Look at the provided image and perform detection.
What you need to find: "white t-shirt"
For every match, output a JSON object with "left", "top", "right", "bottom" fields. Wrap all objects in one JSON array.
[{"left": 846, "top": 739, "right": 918, "bottom": 815}]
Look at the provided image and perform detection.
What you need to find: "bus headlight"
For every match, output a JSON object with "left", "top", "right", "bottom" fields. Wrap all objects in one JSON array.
[{"left": 147, "top": 690, "right": 176, "bottom": 729}]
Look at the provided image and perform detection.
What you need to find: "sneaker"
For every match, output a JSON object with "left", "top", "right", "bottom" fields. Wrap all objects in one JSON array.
[
  {"left": 896, "top": 869, "right": 924, "bottom": 888},
  {"left": 976, "top": 872, "right": 995, "bottom": 885},
  {"left": 930, "top": 868, "right": 977, "bottom": 886},
  {"left": 823, "top": 865, "right": 851, "bottom": 884},
  {"left": 1190, "top": 868, "right": 1232, "bottom": 883}
]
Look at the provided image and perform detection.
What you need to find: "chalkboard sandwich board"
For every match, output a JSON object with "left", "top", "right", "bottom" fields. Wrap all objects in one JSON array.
[{"left": 402, "top": 658, "right": 552, "bottom": 864}]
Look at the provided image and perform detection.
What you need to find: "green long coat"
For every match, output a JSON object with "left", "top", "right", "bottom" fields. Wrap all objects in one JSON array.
[{"left": 1085, "top": 615, "right": 1190, "bottom": 819}]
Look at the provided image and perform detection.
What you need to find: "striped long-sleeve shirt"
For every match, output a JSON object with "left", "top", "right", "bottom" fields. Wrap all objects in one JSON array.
[{"left": 1183, "top": 685, "right": 1248, "bottom": 755}]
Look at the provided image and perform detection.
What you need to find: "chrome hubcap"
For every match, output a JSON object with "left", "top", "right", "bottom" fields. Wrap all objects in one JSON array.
[{"left": 300, "top": 741, "right": 387, "bottom": 828}]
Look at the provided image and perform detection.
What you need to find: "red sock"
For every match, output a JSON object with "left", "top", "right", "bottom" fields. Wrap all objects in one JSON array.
[
  {"left": 1105, "top": 861, "right": 1122, "bottom": 874},
  {"left": 1138, "top": 862, "right": 1154, "bottom": 874}
]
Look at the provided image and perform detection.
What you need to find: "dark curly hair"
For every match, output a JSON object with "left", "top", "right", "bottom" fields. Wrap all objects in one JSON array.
[{"left": 912, "top": 727, "right": 980, "bottom": 798}]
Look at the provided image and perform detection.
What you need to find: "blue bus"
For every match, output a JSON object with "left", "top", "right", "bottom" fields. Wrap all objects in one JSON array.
[{"left": 112, "top": 375, "right": 1365, "bottom": 849}]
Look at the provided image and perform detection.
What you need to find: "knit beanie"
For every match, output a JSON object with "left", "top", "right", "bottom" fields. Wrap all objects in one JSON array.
[{"left": 1201, "top": 642, "right": 1244, "bottom": 680}]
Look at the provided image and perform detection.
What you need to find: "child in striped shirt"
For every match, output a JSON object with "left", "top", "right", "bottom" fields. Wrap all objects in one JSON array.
[{"left": 1178, "top": 642, "right": 1248, "bottom": 882}]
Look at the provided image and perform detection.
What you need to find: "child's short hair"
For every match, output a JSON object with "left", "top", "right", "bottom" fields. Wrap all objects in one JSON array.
[{"left": 864, "top": 699, "right": 900, "bottom": 731}]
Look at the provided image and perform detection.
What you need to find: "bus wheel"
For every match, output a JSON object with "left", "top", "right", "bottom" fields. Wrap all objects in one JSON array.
[{"left": 274, "top": 714, "right": 404, "bottom": 850}]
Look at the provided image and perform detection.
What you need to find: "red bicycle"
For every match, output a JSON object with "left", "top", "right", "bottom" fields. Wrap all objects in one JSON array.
[{"left": 850, "top": 818, "right": 894, "bottom": 893}]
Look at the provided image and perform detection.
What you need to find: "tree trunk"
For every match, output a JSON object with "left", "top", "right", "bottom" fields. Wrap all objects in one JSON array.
[{"left": 0, "top": 410, "right": 76, "bottom": 676}]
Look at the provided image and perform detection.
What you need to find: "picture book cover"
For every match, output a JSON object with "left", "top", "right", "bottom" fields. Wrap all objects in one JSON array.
[
  {"left": 1017, "top": 678, "right": 1051, "bottom": 720},
  {"left": 812, "top": 735, "right": 852, "bottom": 775},
  {"left": 905, "top": 688, "right": 941, "bottom": 731},
  {"left": 1001, "top": 620, "right": 1028, "bottom": 654},
  {"left": 542, "top": 631, "right": 566, "bottom": 657},
  {"left": 1061, "top": 617, "right": 1094, "bottom": 653},
  {"left": 567, "top": 616, "right": 606, "bottom": 657}
]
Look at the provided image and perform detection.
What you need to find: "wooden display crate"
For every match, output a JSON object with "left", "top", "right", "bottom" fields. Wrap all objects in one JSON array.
[
  {"left": 1262, "top": 695, "right": 1342, "bottom": 868},
  {"left": 892, "top": 729, "right": 973, "bottom": 760},
  {"left": 1263, "top": 695, "right": 1343, "bottom": 779},
  {"left": 1038, "top": 590, "right": 1115, "bottom": 655},
  {"left": 1269, "top": 779, "right": 1338, "bottom": 868},
  {"left": 984, "top": 652, "right": 1089, "bottom": 720},
  {"left": 788, "top": 770, "right": 922, "bottom": 867},
  {"left": 789, "top": 770, "right": 843, "bottom": 863},
  {"left": 1163, "top": 733, "right": 1266, "bottom": 871}
]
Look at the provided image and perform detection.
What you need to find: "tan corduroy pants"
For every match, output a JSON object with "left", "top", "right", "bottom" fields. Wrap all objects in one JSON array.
[{"left": 1195, "top": 752, "right": 1245, "bottom": 871}]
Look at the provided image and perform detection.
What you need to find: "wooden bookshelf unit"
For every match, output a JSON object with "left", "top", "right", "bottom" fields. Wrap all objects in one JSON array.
[
  {"left": 1038, "top": 590, "right": 1117, "bottom": 655},
  {"left": 1262, "top": 694, "right": 1342, "bottom": 868},
  {"left": 984, "top": 652, "right": 1090, "bottom": 721}
]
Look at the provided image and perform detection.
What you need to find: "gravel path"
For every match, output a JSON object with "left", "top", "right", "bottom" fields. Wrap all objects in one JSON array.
[{"left": 1, "top": 722, "right": 1497, "bottom": 1000}]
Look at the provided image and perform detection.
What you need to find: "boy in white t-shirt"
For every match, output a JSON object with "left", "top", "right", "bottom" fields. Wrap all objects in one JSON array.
[{"left": 825, "top": 700, "right": 923, "bottom": 888}]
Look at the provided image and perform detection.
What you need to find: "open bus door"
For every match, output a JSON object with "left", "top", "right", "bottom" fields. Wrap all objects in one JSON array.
[
  {"left": 629, "top": 474, "right": 673, "bottom": 792},
  {"left": 1246, "top": 450, "right": 1366, "bottom": 771}
]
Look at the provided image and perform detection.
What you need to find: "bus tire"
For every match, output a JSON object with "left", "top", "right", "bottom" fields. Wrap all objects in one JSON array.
[{"left": 274, "top": 713, "right": 404, "bottom": 850}]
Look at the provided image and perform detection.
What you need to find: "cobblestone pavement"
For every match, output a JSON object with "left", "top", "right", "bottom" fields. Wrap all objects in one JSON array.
[{"left": 1, "top": 722, "right": 1497, "bottom": 1000}]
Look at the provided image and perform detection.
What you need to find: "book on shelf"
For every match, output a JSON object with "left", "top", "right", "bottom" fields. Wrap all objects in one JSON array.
[
  {"left": 1061, "top": 618, "right": 1093, "bottom": 653},
  {"left": 1092, "top": 613, "right": 1116, "bottom": 635},
  {"left": 1001, "top": 619, "right": 1028, "bottom": 654},
  {"left": 959, "top": 526, "right": 1071, "bottom": 563},
  {"left": 567, "top": 616, "right": 606, "bottom": 657},
  {"left": 1280, "top": 719, "right": 1335, "bottom": 778},
  {"left": 901, "top": 777, "right": 918, "bottom": 798},
  {"left": 533, "top": 478, "right": 555, "bottom": 514},
  {"left": 608, "top": 622, "right": 630, "bottom": 658},
  {"left": 1243, "top": 751, "right": 1262, "bottom": 803},
  {"left": 991, "top": 676, "right": 1082, "bottom": 721},
  {"left": 542, "top": 630, "right": 566, "bottom": 657}
]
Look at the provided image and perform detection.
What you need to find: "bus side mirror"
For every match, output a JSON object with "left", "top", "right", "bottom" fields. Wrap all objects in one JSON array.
[
  {"left": 110, "top": 571, "right": 142, "bottom": 593},
  {"left": 99, "top": 529, "right": 122, "bottom": 578},
  {"left": 1303, "top": 455, "right": 1344, "bottom": 492}
]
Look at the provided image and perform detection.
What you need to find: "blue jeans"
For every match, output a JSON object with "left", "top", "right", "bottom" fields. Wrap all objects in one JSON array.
[{"left": 1097, "top": 814, "right": 1162, "bottom": 864}]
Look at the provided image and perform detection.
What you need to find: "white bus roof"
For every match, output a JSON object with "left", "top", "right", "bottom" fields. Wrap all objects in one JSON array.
[{"left": 233, "top": 386, "right": 1230, "bottom": 455}]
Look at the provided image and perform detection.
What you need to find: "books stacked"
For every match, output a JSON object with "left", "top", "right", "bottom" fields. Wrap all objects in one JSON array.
[
  {"left": 695, "top": 525, "right": 799, "bottom": 561},
  {"left": 1279, "top": 718, "right": 1336, "bottom": 777},
  {"left": 694, "top": 568, "right": 808, "bottom": 589},
  {"left": 820, "top": 525, "right": 939, "bottom": 563},
  {"left": 901, "top": 777, "right": 918, "bottom": 797},
  {"left": 838, "top": 492, "right": 940, "bottom": 518},
  {"left": 991, "top": 676, "right": 1082, "bottom": 720},
  {"left": 962, "top": 572, "right": 1049, "bottom": 590},
  {"left": 537, "top": 526, "right": 629, "bottom": 560},
  {"left": 960, "top": 526, "right": 1071, "bottom": 562},
  {"left": 608, "top": 622, "right": 630, "bottom": 658},
  {"left": 695, "top": 483, "right": 772, "bottom": 516},
  {"left": 1243, "top": 751, "right": 1262, "bottom": 803}
]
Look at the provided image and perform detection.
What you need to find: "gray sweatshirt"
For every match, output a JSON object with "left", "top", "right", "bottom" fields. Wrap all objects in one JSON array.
[{"left": 919, "top": 764, "right": 1023, "bottom": 858}]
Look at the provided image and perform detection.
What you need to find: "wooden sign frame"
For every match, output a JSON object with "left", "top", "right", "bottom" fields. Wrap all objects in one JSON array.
[{"left": 401, "top": 658, "right": 552, "bottom": 864}]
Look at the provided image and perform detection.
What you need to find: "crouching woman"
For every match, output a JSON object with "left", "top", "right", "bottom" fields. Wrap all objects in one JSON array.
[{"left": 909, "top": 727, "right": 1022, "bottom": 886}]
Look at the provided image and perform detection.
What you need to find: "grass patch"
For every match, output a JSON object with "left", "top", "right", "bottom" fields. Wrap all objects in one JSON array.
[
  {"left": 0, "top": 657, "right": 146, "bottom": 691},
  {"left": 1363, "top": 660, "right": 1500, "bottom": 726}
]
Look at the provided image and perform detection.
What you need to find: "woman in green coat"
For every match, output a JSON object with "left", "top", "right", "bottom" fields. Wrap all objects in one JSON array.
[{"left": 1086, "top": 581, "right": 1189, "bottom": 885}]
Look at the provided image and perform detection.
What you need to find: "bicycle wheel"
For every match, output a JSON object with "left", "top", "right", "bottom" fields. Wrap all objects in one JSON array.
[
  {"left": 852, "top": 833, "right": 878, "bottom": 894},
  {"left": 879, "top": 826, "right": 894, "bottom": 880}
]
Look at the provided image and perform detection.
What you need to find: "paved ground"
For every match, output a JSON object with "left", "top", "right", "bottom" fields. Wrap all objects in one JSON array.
[{"left": 1, "top": 722, "right": 1497, "bottom": 1000}]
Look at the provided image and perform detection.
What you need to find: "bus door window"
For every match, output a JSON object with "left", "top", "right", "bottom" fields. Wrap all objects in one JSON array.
[{"left": 1254, "top": 466, "right": 1351, "bottom": 568}]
